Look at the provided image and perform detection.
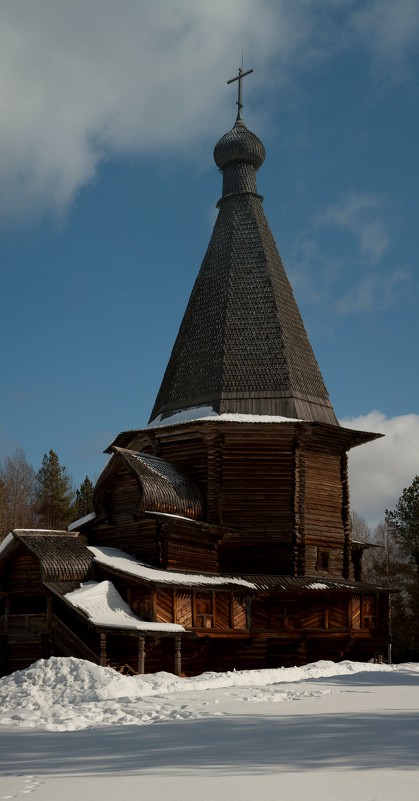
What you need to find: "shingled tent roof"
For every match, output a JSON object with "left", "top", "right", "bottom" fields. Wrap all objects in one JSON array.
[{"left": 150, "top": 115, "right": 338, "bottom": 426}]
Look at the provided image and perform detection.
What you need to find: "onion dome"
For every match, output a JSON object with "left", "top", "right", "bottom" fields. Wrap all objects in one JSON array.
[{"left": 214, "top": 119, "right": 266, "bottom": 171}]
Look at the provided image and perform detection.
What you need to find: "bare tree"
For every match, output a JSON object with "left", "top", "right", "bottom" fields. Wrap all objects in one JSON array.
[
  {"left": 365, "top": 520, "right": 403, "bottom": 586},
  {"left": 351, "top": 511, "right": 372, "bottom": 544},
  {"left": 0, "top": 448, "right": 36, "bottom": 540}
]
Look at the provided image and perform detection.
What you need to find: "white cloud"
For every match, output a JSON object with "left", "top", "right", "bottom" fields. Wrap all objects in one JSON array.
[
  {"left": 0, "top": 0, "right": 306, "bottom": 227},
  {"left": 316, "top": 193, "right": 393, "bottom": 265},
  {"left": 348, "top": 0, "right": 419, "bottom": 85},
  {"left": 341, "top": 411, "right": 419, "bottom": 525},
  {"left": 0, "top": 1, "right": 417, "bottom": 227},
  {"left": 289, "top": 191, "right": 409, "bottom": 316},
  {"left": 335, "top": 268, "right": 409, "bottom": 315}
]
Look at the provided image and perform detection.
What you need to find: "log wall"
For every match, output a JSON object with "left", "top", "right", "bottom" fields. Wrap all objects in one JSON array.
[
  {"left": 100, "top": 422, "right": 362, "bottom": 583},
  {"left": 301, "top": 450, "right": 345, "bottom": 576},
  {"left": 165, "top": 539, "right": 218, "bottom": 574},
  {"left": 91, "top": 517, "right": 159, "bottom": 565},
  {"left": 220, "top": 431, "right": 295, "bottom": 533},
  {"left": 153, "top": 589, "right": 247, "bottom": 632},
  {"left": 150, "top": 435, "right": 209, "bottom": 493},
  {"left": 2, "top": 548, "right": 41, "bottom": 593}
]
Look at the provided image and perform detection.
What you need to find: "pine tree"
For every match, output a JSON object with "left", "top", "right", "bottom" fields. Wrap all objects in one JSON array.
[
  {"left": 35, "top": 450, "right": 74, "bottom": 530},
  {"left": 73, "top": 475, "right": 94, "bottom": 520},
  {"left": 385, "top": 476, "right": 419, "bottom": 575},
  {"left": 385, "top": 476, "right": 419, "bottom": 660}
]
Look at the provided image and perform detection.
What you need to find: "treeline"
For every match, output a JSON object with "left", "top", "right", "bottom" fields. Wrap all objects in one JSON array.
[
  {"left": 353, "top": 475, "right": 419, "bottom": 663},
  {"left": 0, "top": 448, "right": 94, "bottom": 542}
]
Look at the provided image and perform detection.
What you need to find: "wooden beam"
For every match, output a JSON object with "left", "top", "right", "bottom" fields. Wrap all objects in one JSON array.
[
  {"left": 192, "top": 591, "right": 196, "bottom": 627},
  {"left": 246, "top": 595, "right": 252, "bottom": 630},
  {"left": 174, "top": 635, "right": 182, "bottom": 676},
  {"left": 138, "top": 636, "right": 146, "bottom": 674},
  {"left": 173, "top": 588, "right": 177, "bottom": 622},
  {"left": 100, "top": 632, "right": 107, "bottom": 667},
  {"left": 151, "top": 589, "right": 157, "bottom": 621}
]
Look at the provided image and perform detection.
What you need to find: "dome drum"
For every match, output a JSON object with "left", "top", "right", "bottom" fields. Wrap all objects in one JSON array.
[{"left": 220, "top": 161, "right": 259, "bottom": 201}]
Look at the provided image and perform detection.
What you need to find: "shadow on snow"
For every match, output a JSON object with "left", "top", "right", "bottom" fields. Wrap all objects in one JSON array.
[{"left": 1, "top": 706, "right": 418, "bottom": 777}]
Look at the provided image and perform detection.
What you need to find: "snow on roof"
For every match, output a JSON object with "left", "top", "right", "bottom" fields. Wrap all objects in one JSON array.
[
  {"left": 148, "top": 408, "right": 303, "bottom": 429},
  {"left": 0, "top": 531, "right": 15, "bottom": 556},
  {"left": 88, "top": 545, "right": 256, "bottom": 590},
  {"left": 65, "top": 580, "right": 184, "bottom": 633},
  {"left": 145, "top": 510, "right": 200, "bottom": 523},
  {"left": 12, "top": 528, "right": 71, "bottom": 535},
  {"left": 68, "top": 512, "right": 96, "bottom": 532},
  {"left": 148, "top": 406, "right": 217, "bottom": 427},
  {"left": 351, "top": 539, "right": 379, "bottom": 548},
  {"left": 306, "top": 582, "right": 330, "bottom": 590},
  {"left": 206, "top": 413, "right": 303, "bottom": 423}
]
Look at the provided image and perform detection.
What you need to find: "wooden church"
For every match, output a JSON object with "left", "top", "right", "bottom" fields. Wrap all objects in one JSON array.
[{"left": 0, "top": 71, "right": 391, "bottom": 677}]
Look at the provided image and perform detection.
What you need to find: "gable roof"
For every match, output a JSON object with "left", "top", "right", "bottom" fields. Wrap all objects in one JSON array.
[
  {"left": 95, "top": 447, "right": 204, "bottom": 520},
  {"left": 0, "top": 530, "right": 94, "bottom": 582},
  {"left": 150, "top": 117, "right": 338, "bottom": 427}
]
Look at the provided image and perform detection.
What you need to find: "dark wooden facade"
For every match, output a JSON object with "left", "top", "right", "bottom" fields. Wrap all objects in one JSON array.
[
  {"left": 0, "top": 526, "right": 390, "bottom": 677},
  {"left": 0, "top": 98, "right": 392, "bottom": 676},
  {"left": 106, "top": 418, "right": 379, "bottom": 580}
]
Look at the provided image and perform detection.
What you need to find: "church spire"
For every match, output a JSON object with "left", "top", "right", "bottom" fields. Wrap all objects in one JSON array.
[
  {"left": 226, "top": 63, "right": 254, "bottom": 123},
  {"left": 214, "top": 63, "right": 264, "bottom": 203},
  {"left": 149, "top": 77, "right": 338, "bottom": 427}
]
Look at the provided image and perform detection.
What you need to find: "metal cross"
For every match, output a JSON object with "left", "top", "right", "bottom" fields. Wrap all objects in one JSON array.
[{"left": 227, "top": 65, "right": 253, "bottom": 121}]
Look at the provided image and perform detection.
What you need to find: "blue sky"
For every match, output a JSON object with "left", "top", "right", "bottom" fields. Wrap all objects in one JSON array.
[{"left": 0, "top": 0, "right": 418, "bottom": 523}]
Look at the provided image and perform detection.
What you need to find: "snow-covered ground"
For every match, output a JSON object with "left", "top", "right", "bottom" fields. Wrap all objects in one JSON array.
[{"left": 0, "top": 658, "right": 418, "bottom": 801}]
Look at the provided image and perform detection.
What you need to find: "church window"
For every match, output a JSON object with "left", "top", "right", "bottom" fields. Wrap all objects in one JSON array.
[
  {"left": 271, "top": 601, "right": 298, "bottom": 629},
  {"left": 317, "top": 548, "right": 330, "bottom": 572},
  {"left": 194, "top": 593, "right": 214, "bottom": 628}
]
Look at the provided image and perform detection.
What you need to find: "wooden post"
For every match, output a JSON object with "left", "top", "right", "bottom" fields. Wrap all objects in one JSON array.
[
  {"left": 192, "top": 591, "right": 196, "bottom": 627},
  {"left": 211, "top": 590, "right": 216, "bottom": 628},
  {"left": 324, "top": 593, "right": 329, "bottom": 630},
  {"left": 173, "top": 588, "right": 177, "bottom": 623},
  {"left": 46, "top": 597, "right": 52, "bottom": 633},
  {"left": 151, "top": 589, "right": 157, "bottom": 621},
  {"left": 246, "top": 595, "right": 252, "bottom": 630},
  {"left": 138, "top": 636, "right": 146, "bottom": 674},
  {"left": 100, "top": 632, "right": 107, "bottom": 667},
  {"left": 174, "top": 635, "right": 182, "bottom": 677}
]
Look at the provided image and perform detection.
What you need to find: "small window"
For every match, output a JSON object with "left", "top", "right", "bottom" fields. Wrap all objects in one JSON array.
[
  {"left": 362, "top": 596, "right": 375, "bottom": 629},
  {"left": 317, "top": 549, "right": 330, "bottom": 572},
  {"left": 271, "top": 601, "right": 298, "bottom": 630},
  {"left": 132, "top": 598, "right": 152, "bottom": 621},
  {"left": 195, "top": 594, "right": 214, "bottom": 628}
]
